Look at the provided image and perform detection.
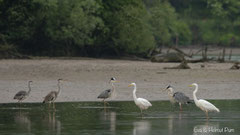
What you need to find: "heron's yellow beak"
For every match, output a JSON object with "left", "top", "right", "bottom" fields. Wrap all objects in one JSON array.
[
  {"left": 114, "top": 81, "right": 119, "bottom": 83},
  {"left": 128, "top": 84, "right": 133, "bottom": 87},
  {"left": 189, "top": 84, "right": 193, "bottom": 87}
]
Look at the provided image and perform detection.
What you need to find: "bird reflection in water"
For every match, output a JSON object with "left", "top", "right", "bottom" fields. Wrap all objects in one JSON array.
[
  {"left": 99, "top": 111, "right": 116, "bottom": 132},
  {"left": 14, "top": 111, "right": 31, "bottom": 133},
  {"left": 168, "top": 114, "right": 174, "bottom": 135},
  {"left": 133, "top": 120, "right": 151, "bottom": 135},
  {"left": 45, "top": 110, "right": 61, "bottom": 135}
]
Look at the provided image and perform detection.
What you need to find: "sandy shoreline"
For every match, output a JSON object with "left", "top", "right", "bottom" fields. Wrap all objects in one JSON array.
[{"left": 0, "top": 59, "right": 239, "bottom": 103}]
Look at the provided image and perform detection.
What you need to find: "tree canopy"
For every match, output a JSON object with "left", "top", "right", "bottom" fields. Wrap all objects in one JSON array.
[{"left": 0, "top": 0, "right": 239, "bottom": 57}]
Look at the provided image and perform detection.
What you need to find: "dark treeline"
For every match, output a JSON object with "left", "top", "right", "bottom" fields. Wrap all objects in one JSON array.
[{"left": 0, "top": 0, "right": 240, "bottom": 57}]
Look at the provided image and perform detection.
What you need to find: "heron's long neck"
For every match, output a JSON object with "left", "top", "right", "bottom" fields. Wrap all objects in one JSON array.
[
  {"left": 133, "top": 85, "right": 137, "bottom": 101},
  {"left": 57, "top": 81, "right": 61, "bottom": 96},
  {"left": 168, "top": 88, "right": 174, "bottom": 97},
  {"left": 193, "top": 85, "right": 198, "bottom": 103},
  {"left": 27, "top": 82, "right": 31, "bottom": 95},
  {"left": 111, "top": 82, "right": 115, "bottom": 91}
]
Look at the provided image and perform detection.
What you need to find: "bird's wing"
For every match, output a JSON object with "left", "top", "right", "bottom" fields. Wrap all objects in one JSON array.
[
  {"left": 14, "top": 91, "right": 27, "bottom": 98},
  {"left": 198, "top": 99, "right": 220, "bottom": 112},
  {"left": 43, "top": 91, "right": 56, "bottom": 102},
  {"left": 173, "top": 92, "right": 191, "bottom": 104},
  {"left": 137, "top": 98, "right": 152, "bottom": 107},
  {"left": 97, "top": 89, "right": 112, "bottom": 99}
]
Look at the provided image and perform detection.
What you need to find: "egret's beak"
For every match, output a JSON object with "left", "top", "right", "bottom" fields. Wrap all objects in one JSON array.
[
  {"left": 128, "top": 84, "right": 133, "bottom": 87},
  {"left": 189, "top": 85, "right": 193, "bottom": 87},
  {"left": 113, "top": 81, "right": 119, "bottom": 83}
]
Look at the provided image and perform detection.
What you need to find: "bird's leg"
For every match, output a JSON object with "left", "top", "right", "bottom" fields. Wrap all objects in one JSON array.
[
  {"left": 205, "top": 111, "right": 209, "bottom": 120},
  {"left": 53, "top": 102, "right": 56, "bottom": 111},
  {"left": 140, "top": 109, "right": 143, "bottom": 117},
  {"left": 179, "top": 103, "right": 182, "bottom": 111},
  {"left": 18, "top": 101, "right": 21, "bottom": 108},
  {"left": 104, "top": 101, "right": 109, "bottom": 105},
  {"left": 103, "top": 99, "right": 106, "bottom": 107},
  {"left": 103, "top": 99, "right": 109, "bottom": 106},
  {"left": 19, "top": 100, "right": 22, "bottom": 108}
]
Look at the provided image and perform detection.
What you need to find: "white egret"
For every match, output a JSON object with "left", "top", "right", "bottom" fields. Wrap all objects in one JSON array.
[
  {"left": 128, "top": 83, "right": 152, "bottom": 116},
  {"left": 189, "top": 83, "right": 220, "bottom": 119}
]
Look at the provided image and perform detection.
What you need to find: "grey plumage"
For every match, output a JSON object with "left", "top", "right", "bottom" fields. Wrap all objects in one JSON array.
[
  {"left": 97, "top": 89, "right": 112, "bottom": 99},
  {"left": 173, "top": 92, "right": 192, "bottom": 104},
  {"left": 14, "top": 91, "right": 28, "bottom": 101},
  {"left": 97, "top": 77, "right": 117, "bottom": 104},
  {"left": 43, "top": 79, "right": 62, "bottom": 104},
  {"left": 43, "top": 91, "right": 58, "bottom": 103},
  {"left": 13, "top": 81, "right": 33, "bottom": 102},
  {"left": 165, "top": 85, "right": 192, "bottom": 110}
]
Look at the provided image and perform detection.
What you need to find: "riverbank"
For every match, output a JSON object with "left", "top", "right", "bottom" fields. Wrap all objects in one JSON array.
[{"left": 0, "top": 59, "right": 239, "bottom": 103}]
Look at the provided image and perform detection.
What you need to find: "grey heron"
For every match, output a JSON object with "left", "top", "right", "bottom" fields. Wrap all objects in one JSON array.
[
  {"left": 97, "top": 77, "right": 117, "bottom": 106},
  {"left": 189, "top": 83, "right": 220, "bottom": 119},
  {"left": 164, "top": 85, "right": 192, "bottom": 111},
  {"left": 43, "top": 79, "right": 63, "bottom": 110},
  {"left": 128, "top": 83, "right": 152, "bottom": 116},
  {"left": 13, "top": 81, "right": 33, "bottom": 103}
]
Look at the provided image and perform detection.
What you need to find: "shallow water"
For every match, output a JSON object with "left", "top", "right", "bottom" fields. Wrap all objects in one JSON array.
[
  {"left": 0, "top": 100, "right": 239, "bottom": 135},
  {"left": 193, "top": 55, "right": 240, "bottom": 62}
]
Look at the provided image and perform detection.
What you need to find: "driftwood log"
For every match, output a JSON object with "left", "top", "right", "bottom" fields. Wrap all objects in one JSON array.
[
  {"left": 230, "top": 62, "right": 240, "bottom": 70},
  {"left": 151, "top": 53, "right": 184, "bottom": 63},
  {"left": 164, "top": 61, "right": 191, "bottom": 69}
]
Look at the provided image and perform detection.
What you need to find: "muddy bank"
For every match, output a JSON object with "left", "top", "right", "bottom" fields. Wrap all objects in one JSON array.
[{"left": 0, "top": 59, "right": 239, "bottom": 103}]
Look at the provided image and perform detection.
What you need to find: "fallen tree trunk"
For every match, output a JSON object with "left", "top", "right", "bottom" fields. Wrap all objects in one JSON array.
[
  {"left": 168, "top": 45, "right": 192, "bottom": 58},
  {"left": 230, "top": 62, "right": 240, "bottom": 70},
  {"left": 164, "top": 61, "right": 191, "bottom": 69}
]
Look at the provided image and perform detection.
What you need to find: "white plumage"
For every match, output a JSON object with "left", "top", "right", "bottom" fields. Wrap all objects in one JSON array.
[
  {"left": 134, "top": 98, "right": 152, "bottom": 110},
  {"left": 195, "top": 99, "right": 220, "bottom": 113},
  {"left": 190, "top": 83, "right": 220, "bottom": 119},
  {"left": 128, "top": 83, "right": 152, "bottom": 115}
]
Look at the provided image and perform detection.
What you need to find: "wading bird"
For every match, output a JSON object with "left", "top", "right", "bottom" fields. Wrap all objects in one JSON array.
[
  {"left": 189, "top": 83, "right": 220, "bottom": 119},
  {"left": 43, "top": 79, "right": 63, "bottom": 110},
  {"left": 128, "top": 83, "right": 152, "bottom": 116},
  {"left": 14, "top": 81, "right": 33, "bottom": 103},
  {"left": 97, "top": 77, "right": 117, "bottom": 106},
  {"left": 164, "top": 85, "right": 192, "bottom": 111}
]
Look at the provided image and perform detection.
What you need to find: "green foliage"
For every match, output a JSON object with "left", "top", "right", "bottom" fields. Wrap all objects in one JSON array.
[
  {"left": 1, "top": 0, "right": 240, "bottom": 58},
  {"left": 149, "top": 2, "right": 174, "bottom": 46},
  {"left": 173, "top": 21, "right": 192, "bottom": 45},
  {"left": 110, "top": 1, "right": 155, "bottom": 54},
  {"left": 99, "top": 0, "right": 155, "bottom": 56},
  {"left": 41, "top": 0, "right": 104, "bottom": 56},
  {"left": 149, "top": 1, "right": 191, "bottom": 46}
]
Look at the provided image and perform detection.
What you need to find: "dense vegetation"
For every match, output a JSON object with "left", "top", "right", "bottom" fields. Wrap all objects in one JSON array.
[{"left": 0, "top": 0, "right": 240, "bottom": 57}]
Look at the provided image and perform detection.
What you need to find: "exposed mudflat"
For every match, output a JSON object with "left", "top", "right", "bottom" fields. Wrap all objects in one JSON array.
[{"left": 0, "top": 59, "right": 239, "bottom": 103}]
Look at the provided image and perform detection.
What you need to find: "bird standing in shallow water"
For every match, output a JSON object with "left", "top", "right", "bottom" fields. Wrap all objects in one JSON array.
[
  {"left": 97, "top": 77, "right": 117, "bottom": 106},
  {"left": 14, "top": 81, "right": 33, "bottom": 105},
  {"left": 189, "top": 83, "right": 220, "bottom": 119},
  {"left": 128, "top": 83, "right": 152, "bottom": 116},
  {"left": 164, "top": 85, "right": 192, "bottom": 111},
  {"left": 43, "top": 79, "right": 63, "bottom": 110}
]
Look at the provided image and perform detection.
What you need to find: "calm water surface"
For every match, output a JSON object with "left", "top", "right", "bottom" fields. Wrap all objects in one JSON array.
[{"left": 0, "top": 100, "right": 239, "bottom": 135}]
